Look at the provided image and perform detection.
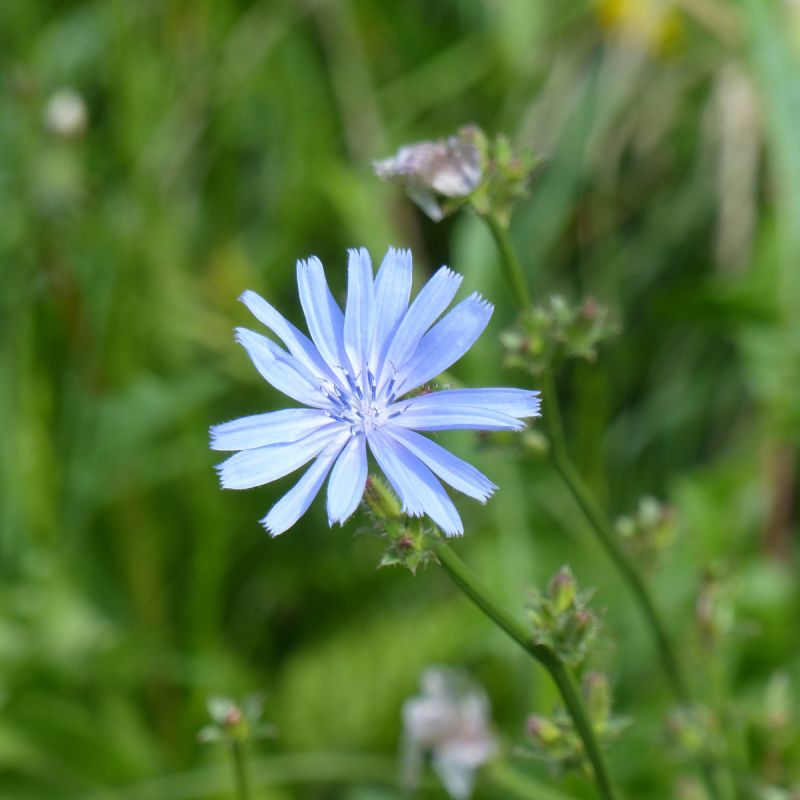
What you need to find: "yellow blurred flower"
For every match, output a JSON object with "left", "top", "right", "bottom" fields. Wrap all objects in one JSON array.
[{"left": 594, "top": 0, "right": 683, "bottom": 54}]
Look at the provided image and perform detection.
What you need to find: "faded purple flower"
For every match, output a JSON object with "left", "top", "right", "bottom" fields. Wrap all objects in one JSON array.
[{"left": 373, "top": 127, "right": 482, "bottom": 221}]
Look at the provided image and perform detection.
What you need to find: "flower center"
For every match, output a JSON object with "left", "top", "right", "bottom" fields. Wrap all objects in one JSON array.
[{"left": 322, "top": 367, "right": 394, "bottom": 435}]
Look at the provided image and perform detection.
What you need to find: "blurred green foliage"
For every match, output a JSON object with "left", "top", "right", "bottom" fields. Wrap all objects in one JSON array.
[{"left": 1, "top": 0, "right": 799, "bottom": 798}]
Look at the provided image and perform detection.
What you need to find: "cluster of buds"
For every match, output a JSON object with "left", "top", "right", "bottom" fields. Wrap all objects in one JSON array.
[
  {"left": 666, "top": 704, "right": 725, "bottom": 764},
  {"left": 198, "top": 694, "right": 275, "bottom": 746},
  {"left": 527, "top": 672, "right": 628, "bottom": 775},
  {"left": 373, "top": 125, "right": 536, "bottom": 225},
  {"left": 468, "top": 128, "right": 538, "bottom": 225},
  {"left": 746, "top": 673, "right": 799, "bottom": 787},
  {"left": 695, "top": 565, "right": 737, "bottom": 647},
  {"left": 615, "top": 496, "right": 676, "bottom": 570},
  {"left": 501, "top": 296, "right": 618, "bottom": 377},
  {"left": 363, "top": 475, "right": 438, "bottom": 574},
  {"left": 526, "top": 566, "right": 601, "bottom": 668}
]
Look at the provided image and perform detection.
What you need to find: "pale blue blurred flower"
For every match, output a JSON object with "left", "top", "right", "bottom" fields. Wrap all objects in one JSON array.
[
  {"left": 402, "top": 666, "right": 497, "bottom": 800},
  {"left": 211, "top": 248, "right": 540, "bottom": 536}
]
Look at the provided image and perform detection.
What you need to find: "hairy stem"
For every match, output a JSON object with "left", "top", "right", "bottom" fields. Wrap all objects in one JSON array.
[
  {"left": 481, "top": 206, "right": 689, "bottom": 702},
  {"left": 480, "top": 191, "right": 724, "bottom": 799},
  {"left": 433, "top": 541, "right": 620, "bottom": 800},
  {"left": 540, "top": 371, "right": 689, "bottom": 700}
]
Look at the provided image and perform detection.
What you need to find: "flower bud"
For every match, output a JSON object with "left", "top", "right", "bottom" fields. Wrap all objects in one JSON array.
[
  {"left": 199, "top": 694, "right": 275, "bottom": 746},
  {"left": 527, "top": 714, "right": 562, "bottom": 746},
  {"left": 584, "top": 672, "right": 611, "bottom": 728},
  {"left": 526, "top": 566, "right": 601, "bottom": 668},
  {"left": 363, "top": 475, "right": 402, "bottom": 521},
  {"left": 503, "top": 296, "right": 618, "bottom": 377},
  {"left": 615, "top": 496, "right": 676, "bottom": 570},
  {"left": 666, "top": 705, "right": 722, "bottom": 760},
  {"left": 549, "top": 567, "right": 577, "bottom": 613}
]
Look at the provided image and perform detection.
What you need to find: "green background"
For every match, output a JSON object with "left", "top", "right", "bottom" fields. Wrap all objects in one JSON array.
[{"left": 1, "top": 1, "right": 798, "bottom": 797}]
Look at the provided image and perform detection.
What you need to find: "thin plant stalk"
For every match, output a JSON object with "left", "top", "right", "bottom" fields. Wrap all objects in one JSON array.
[
  {"left": 482, "top": 214, "right": 729, "bottom": 800},
  {"left": 481, "top": 212, "right": 689, "bottom": 702},
  {"left": 230, "top": 740, "right": 251, "bottom": 800},
  {"left": 433, "top": 541, "right": 620, "bottom": 800},
  {"left": 540, "top": 372, "right": 690, "bottom": 702},
  {"left": 483, "top": 212, "right": 532, "bottom": 308}
]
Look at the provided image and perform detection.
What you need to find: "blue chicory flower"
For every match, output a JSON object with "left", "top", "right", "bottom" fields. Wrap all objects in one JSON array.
[{"left": 211, "top": 248, "right": 540, "bottom": 536}]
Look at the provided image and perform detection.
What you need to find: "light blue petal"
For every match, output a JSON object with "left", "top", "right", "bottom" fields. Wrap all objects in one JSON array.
[
  {"left": 216, "top": 423, "right": 343, "bottom": 490},
  {"left": 388, "top": 398, "right": 525, "bottom": 431},
  {"left": 235, "top": 327, "right": 331, "bottom": 408},
  {"left": 369, "top": 248, "right": 412, "bottom": 370},
  {"left": 379, "top": 266, "right": 462, "bottom": 392},
  {"left": 440, "top": 388, "right": 541, "bottom": 418},
  {"left": 368, "top": 429, "right": 463, "bottom": 535},
  {"left": 385, "top": 426, "right": 496, "bottom": 503},
  {"left": 262, "top": 433, "right": 349, "bottom": 536},
  {"left": 367, "top": 428, "right": 426, "bottom": 517},
  {"left": 343, "top": 248, "right": 375, "bottom": 373},
  {"left": 297, "top": 257, "right": 347, "bottom": 374},
  {"left": 326, "top": 432, "right": 368, "bottom": 525},
  {"left": 210, "top": 408, "right": 331, "bottom": 451},
  {"left": 392, "top": 448, "right": 463, "bottom": 536},
  {"left": 397, "top": 388, "right": 541, "bottom": 421},
  {"left": 395, "top": 292, "right": 493, "bottom": 395},
  {"left": 239, "top": 290, "right": 340, "bottom": 385}
]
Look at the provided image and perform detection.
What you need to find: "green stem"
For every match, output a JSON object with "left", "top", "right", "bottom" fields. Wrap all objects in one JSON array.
[
  {"left": 482, "top": 204, "right": 689, "bottom": 704},
  {"left": 483, "top": 212, "right": 532, "bottom": 308},
  {"left": 540, "top": 372, "right": 689, "bottom": 702},
  {"left": 433, "top": 541, "right": 620, "bottom": 800},
  {"left": 230, "top": 741, "right": 250, "bottom": 800},
  {"left": 481, "top": 198, "right": 722, "bottom": 799}
]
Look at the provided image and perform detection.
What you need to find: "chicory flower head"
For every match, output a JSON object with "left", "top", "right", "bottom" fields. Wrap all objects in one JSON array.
[{"left": 211, "top": 248, "right": 539, "bottom": 536}]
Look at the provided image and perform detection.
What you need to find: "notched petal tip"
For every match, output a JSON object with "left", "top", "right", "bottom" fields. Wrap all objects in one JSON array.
[
  {"left": 468, "top": 291, "right": 494, "bottom": 315},
  {"left": 213, "top": 461, "right": 232, "bottom": 488},
  {"left": 524, "top": 393, "right": 543, "bottom": 418},
  {"left": 260, "top": 516, "right": 285, "bottom": 538},
  {"left": 401, "top": 506, "right": 424, "bottom": 519},
  {"left": 477, "top": 483, "right": 498, "bottom": 505},
  {"left": 441, "top": 265, "right": 463, "bottom": 283},
  {"left": 295, "top": 255, "right": 322, "bottom": 278},
  {"left": 383, "top": 246, "right": 412, "bottom": 267},
  {"left": 348, "top": 245, "right": 371, "bottom": 261}
]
